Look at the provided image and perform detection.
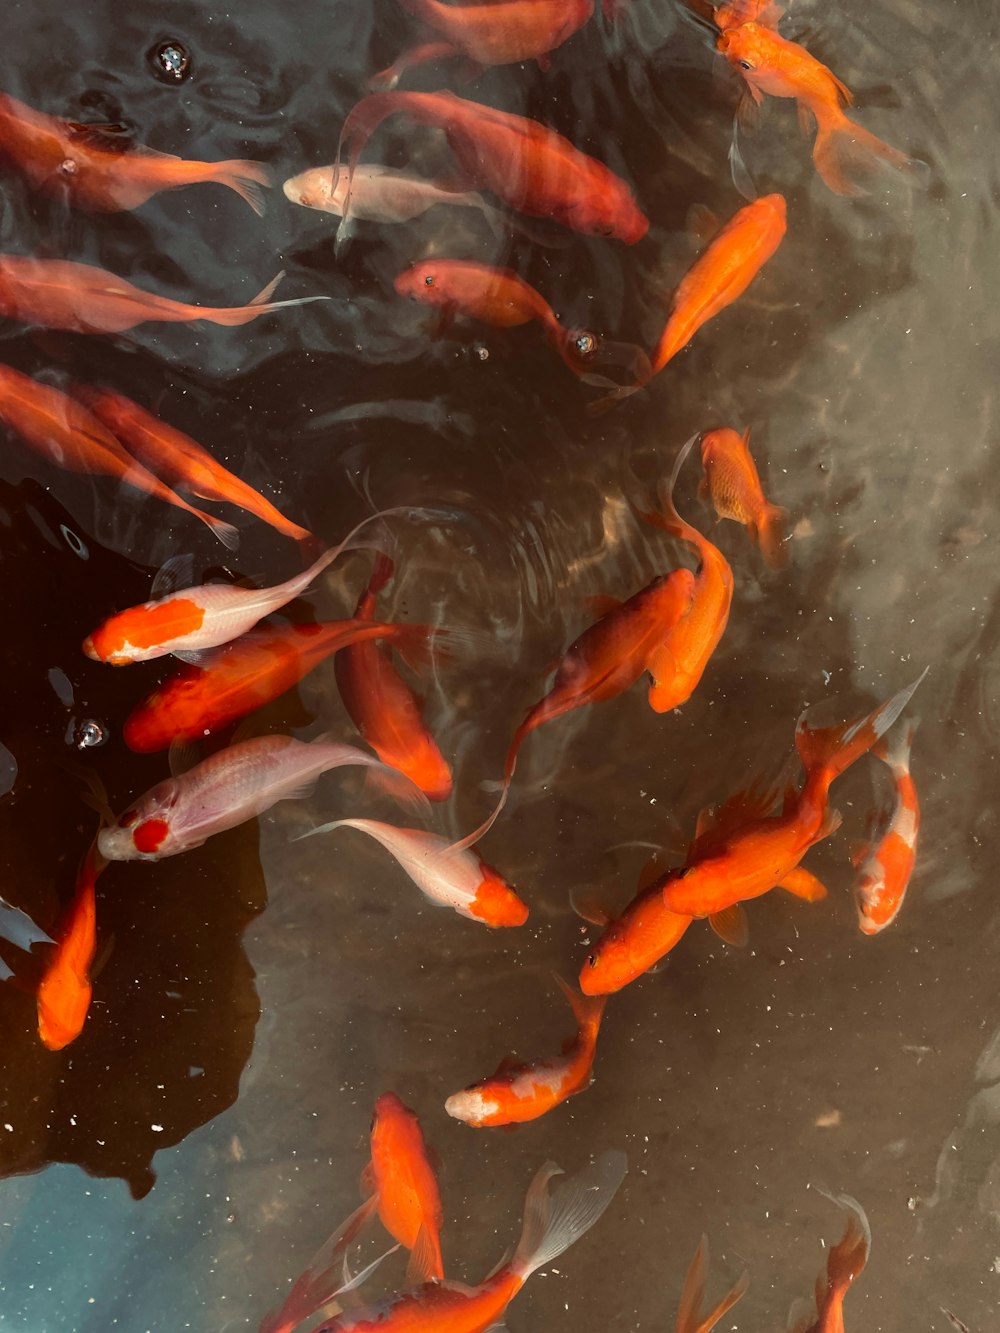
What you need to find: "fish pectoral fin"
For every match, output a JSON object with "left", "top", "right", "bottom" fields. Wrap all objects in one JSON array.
[
  {"left": 777, "top": 868, "right": 828, "bottom": 902},
  {"left": 686, "top": 202, "right": 721, "bottom": 245},
  {"left": 637, "top": 851, "right": 668, "bottom": 892},
  {"left": 584, "top": 594, "right": 623, "bottom": 618},
  {"left": 171, "top": 648, "right": 212, "bottom": 666},
  {"left": 818, "top": 807, "right": 844, "bottom": 840},
  {"left": 796, "top": 101, "right": 816, "bottom": 138},
  {"left": 149, "top": 552, "right": 197, "bottom": 601},
  {"left": 359, "top": 1160, "right": 376, "bottom": 1197},
  {"left": 849, "top": 840, "right": 870, "bottom": 870},
  {"left": 709, "top": 903, "right": 749, "bottom": 948},
  {"left": 337, "top": 1243, "right": 399, "bottom": 1300},
  {"left": 494, "top": 1053, "right": 525, "bottom": 1077},
  {"left": 404, "top": 1223, "right": 441, "bottom": 1288},
  {"left": 786, "top": 1296, "right": 815, "bottom": 1333},
  {"left": 167, "top": 738, "right": 202, "bottom": 779}
]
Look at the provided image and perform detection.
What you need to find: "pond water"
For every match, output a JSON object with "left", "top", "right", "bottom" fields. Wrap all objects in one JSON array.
[{"left": 0, "top": 0, "right": 998, "bottom": 1329}]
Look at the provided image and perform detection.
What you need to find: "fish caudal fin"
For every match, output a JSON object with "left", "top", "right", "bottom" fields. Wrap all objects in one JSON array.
[
  {"left": 555, "top": 328, "right": 654, "bottom": 390},
  {"left": 812, "top": 111, "right": 930, "bottom": 198},
  {"left": 873, "top": 716, "right": 918, "bottom": 773},
  {"left": 815, "top": 1190, "right": 871, "bottom": 1304},
  {"left": 511, "top": 1151, "right": 627, "bottom": 1281},
  {"left": 756, "top": 502, "right": 789, "bottom": 569},
  {"left": 795, "top": 670, "right": 927, "bottom": 788},
  {"left": 211, "top": 159, "right": 272, "bottom": 216},
  {"left": 202, "top": 512, "right": 240, "bottom": 550},
  {"left": 553, "top": 973, "right": 607, "bottom": 1038},
  {"left": 363, "top": 760, "right": 433, "bottom": 818},
  {"left": 675, "top": 1234, "right": 749, "bottom": 1333}
]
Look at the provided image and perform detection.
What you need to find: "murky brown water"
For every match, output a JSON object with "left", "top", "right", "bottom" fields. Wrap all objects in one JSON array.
[{"left": 1, "top": 0, "right": 998, "bottom": 1328}]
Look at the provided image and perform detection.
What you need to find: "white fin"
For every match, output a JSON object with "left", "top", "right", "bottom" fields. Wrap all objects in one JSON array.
[
  {"left": 150, "top": 553, "right": 196, "bottom": 600},
  {"left": 0, "top": 895, "right": 54, "bottom": 951},
  {"left": 172, "top": 648, "right": 211, "bottom": 666},
  {"left": 512, "top": 1150, "right": 627, "bottom": 1280},
  {"left": 0, "top": 958, "right": 13, "bottom": 982},
  {"left": 336, "top": 1243, "right": 399, "bottom": 1296}
]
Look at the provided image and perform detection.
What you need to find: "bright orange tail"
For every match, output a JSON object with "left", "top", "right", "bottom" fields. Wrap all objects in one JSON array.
[
  {"left": 795, "top": 670, "right": 927, "bottom": 788},
  {"left": 816, "top": 1190, "right": 871, "bottom": 1304},
  {"left": 210, "top": 159, "right": 272, "bottom": 216},
  {"left": 813, "top": 109, "right": 929, "bottom": 197},
  {"left": 755, "top": 502, "right": 789, "bottom": 569}
]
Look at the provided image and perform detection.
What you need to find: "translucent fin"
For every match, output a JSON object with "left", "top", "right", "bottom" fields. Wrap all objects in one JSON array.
[
  {"left": 675, "top": 1234, "right": 749, "bottom": 1332},
  {"left": 786, "top": 1296, "right": 814, "bottom": 1333},
  {"left": 150, "top": 553, "right": 196, "bottom": 600},
  {"left": 212, "top": 159, "right": 272, "bottom": 216},
  {"left": 0, "top": 895, "right": 53, "bottom": 951},
  {"left": 569, "top": 885, "right": 613, "bottom": 928},
  {"left": 512, "top": 1150, "right": 627, "bottom": 1280},
  {"left": 813, "top": 113, "right": 931, "bottom": 198},
  {"left": 795, "top": 670, "right": 928, "bottom": 787},
  {"left": 404, "top": 1223, "right": 440, "bottom": 1288},
  {"left": 777, "top": 868, "right": 827, "bottom": 902},
  {"left": 708, "top": 903, "right": 749, "bottom": 948},
  {"left": 336, "top": 1243, "right": 399, "bottom": 1296},
  {"left": 728, "top": 113, "right": 758, "bottom": 204},
  {"left": 362, "top": 761, "right": 433, "bottom": 817}
]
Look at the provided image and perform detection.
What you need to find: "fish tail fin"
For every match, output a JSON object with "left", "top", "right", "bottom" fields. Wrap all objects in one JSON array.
[
  {"left": 675, "top": 1234, "right": 749, "bottom": 1333},
  {"left": 586, "top": 380, "right": 645, "bottom": 416},
  {"left": 556, "top": 327, "right": 654, "bottom": 390},
  {"left": 756, "top": 502, "right": 789, "bottom": 569},
  {"left": 815, "top": 1190, "right": 871, "bottom": 1303},
  {"left": 511, "top": 1151, "right": 627, "bottom": 1281},
  {"left": 633, "top": 433, "right": 701, "bottom": 546},
  {"left": 553, "top": 973, "right": 607, "bottom": 1037},
  {"left": 336, "top": 93, "right": 409, "bottom": 223},
  {"left": 210, "top": 159, "right": 272, "bottom": 216},
  {"left": 795, "top": 670, "right": 927, "bottom": 788},
  {"left": 873, "top": 716, "right": 918, "bottom": 772},
  {"left": 200, "top": 511, "right": 240, "bottom": 550},
  {"left": 812, "top": 110, "right": 930, "bottom": 198},
  {"left": 443, "top": 706, "right": 537, "bottom": 854},
  {"left": 363, "top": 760, "right": 433, "bottom": 818},
  {"left": 201, "top": 272, "right": 330, "bottom": 326},
  {"left": 366, "top": 551, "right": 396, "bottom": 600}
]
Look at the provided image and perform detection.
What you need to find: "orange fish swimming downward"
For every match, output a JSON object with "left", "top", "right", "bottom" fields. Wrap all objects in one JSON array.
[
  {"left": 699, "top": 426, "right": 788, "bottom": 568},
  {"left": 717, "top": 23, "right": 928, "bottom": 196},
  {"left": 363, "top": 1092, "right": 445, "bottom": 1280},
  {"left": 37, "top": 839, "right": 103, "bottom": 1051},
  {"left": 788, "top": 1192, "right": 871, "bottom": 1333},
  {"left": 853, "top": 719, "right": 919, "bottom": 934},
  {"left": 0, "top": 90, "right": 270, "bottom": 213},
  {"left": 445, "top": 977, "right": 606, "bottom": 1126},
  {"left": 674, "top": 1236, "right": 749, "bottom": 1333}
]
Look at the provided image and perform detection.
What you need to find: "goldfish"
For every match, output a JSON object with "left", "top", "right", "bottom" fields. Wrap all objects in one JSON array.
[
  {"left": 336, "top": 91, "right": 649, "bottom": 242},
  {"left": 97, "top": 733, "right": 425, "bottom": 861},
  {"left": 36, "top": 839, "right": 103, "bottom": 1051},
  {"left": 636, "top": 435, "right": 734, "bottom": 713},
  {"left": 363, "top": 1092, "right": 445, "bottom": 1280},
  {"left": 699, "top": 426, "right": 788, "bottom": 568},
  {"left": 372, "top": 0, "right": 592, "bottom": 88},
  {"left": 0, "top": 893, "right": 53, "bottom": 982},
  {"left": 284, "top": 161, "right": 507, "bottom": 230},
  {"left": 314, "top": 1151, "right": 627, "bottom": 1333},
  {"left": 123, "top": 619, "right": 438, "bottom": 752},
  {"left": 83, "top": 508, "right": 401, "bottom": 664},
  {"left": 0, "top": 90, "right": 270, "bottom": 213},
  {"left": 0, "top": 257, "right": 326, "bottom": 334},
  {"left": 0, "top": 364, "right": 239, "bottom": 548},
  {"left": 788, "top": 1192, "right": 871, "bottom": 1333},
  {"left": 72, "top": 385, "right": 311, "bottom": 545},
  {"left": 713, "top": 0, "right": 782, "bottom": 30},
  {"left": 298, "top": 819, "right": 529, "bottom": 926},
  {"left": 335, "top": 554, "right": 453, "bottom": 801},
  {"left": 853, "top": 719, "right": 919, "bottom": 935},
  {"left": 717, "top": 24, "right": 928, "bottom": 196},
  {"left": 675, "top": 1236, "right": 749, "bottom": 1333},
  {"left": 445, "top": 977, "right": 605, "bottom": 1126}
]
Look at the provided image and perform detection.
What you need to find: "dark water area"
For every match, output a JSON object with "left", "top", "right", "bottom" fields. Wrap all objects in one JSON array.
[{"left": 1, "top": 0, "right": 999, "bottom": 1328}]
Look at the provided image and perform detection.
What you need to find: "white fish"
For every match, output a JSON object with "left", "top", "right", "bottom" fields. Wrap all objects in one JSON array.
[
  {"left": 97, "top": 735, "right": 426, "bottom": 861},
  {"left": 283, "top": 162, "right": 509, "bottom": 230},
  {"left": 298, "top": 818, "right": 528, "bottom": 926}
]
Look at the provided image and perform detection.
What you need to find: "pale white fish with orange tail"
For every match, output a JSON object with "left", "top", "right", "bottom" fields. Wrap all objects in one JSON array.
[
  {"left": 853, "top": 719, "right": 919, "bottom": 934},
  {"left": 98, "top": 734, "right": 427, "bottom": 861}
]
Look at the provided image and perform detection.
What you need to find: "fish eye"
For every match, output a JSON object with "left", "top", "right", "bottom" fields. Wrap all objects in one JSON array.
[
  {"left": 739, "top": 59, "right": 755, "bottom": 70},
  {"left": 369, "top": 1114, "right": 376, "bottom": 1132},
  {"left": 423, "top": 274, "right": 435, "bottom": 286},
  {"left": 586, "top": 954, "right": 598, "bottom": 968}
]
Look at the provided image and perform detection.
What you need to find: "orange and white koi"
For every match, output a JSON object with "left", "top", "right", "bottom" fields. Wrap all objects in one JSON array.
[
  {"left": 363, "top": 1093, "right": 445, "bottom": 1279},
  {"left": 36, "top": 839, "right": 103, "bottom": 1051},
  {"left": 372, "top": 0, "right": 592, "bottom": 88},
  {"left": 788, "top": 1192, "right": 871, "bottom": 1333},
  {"left": 313, "top": 1151, "right": 627, "bottom": 1333},
  {"left": 0, "top": 257, "right": 326, "bottom": 334},
  {"left": 83, "top": 510, "right": 401, "bottom": 664},
  {"left": 336, "top": 554, "right": 453, "bottom": 801},
  {"left": 0, "top": 364, "right": 238, "bottom": 548},
  {"left": 298, "top": 819, "right": 529, "bottom": 926},
  {"left": 72, "top": 385, "right": 311, "bottom": 545},
  {"left": 445, "top": 977, "right": 605, "bottom": 1126},
  {"left": 0, "top": 91, "right": 270, "bottom": 213},
  {"left": 699, "top": 426, "right": 788, "bottom": 568},
  {"left": 717, "top": 23, "right": 927, "bottom": 196},
  {"left": 637, "top": 435, "right": 734, "bottom": 713},
  {"left": 854, "top": 719, "right": 919, "bottom": 935},
  {"left": 675, "top": 1236, "right": 749, "bottom": 1333},
  {"left": 98, "top": 734, "right": 425, "bottom": 861}
]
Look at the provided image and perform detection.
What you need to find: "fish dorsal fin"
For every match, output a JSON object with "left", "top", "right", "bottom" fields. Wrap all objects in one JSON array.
[
  {"left": 690, "top": 776, "right": 783, "bottom": 858},
  {"left": 494, "top": 1053, "right": 526, "bottom": 1077},
  {"left": 167, "top": 738, "right": 202, "bottom": 779},
  {"left": 404, "top": 1223, "right": 440, "bottom": 1289},
  {"left": 584, "top": 594, "right": 623, "bottom": 618},
  {"left": 709, "top": 903, "right": 749, "bottom": 948},
  {"left": 637, "top": 851, "right": 668, "bottom": 891},
  {"left": 569, "top": 885, "right": 612, "bottom": 928},
  {"left": 150, "top": 553, "right": 197, "bottom": 601}
]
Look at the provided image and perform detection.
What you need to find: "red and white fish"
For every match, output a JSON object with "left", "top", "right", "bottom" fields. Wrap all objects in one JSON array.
[
  {"left": 364, "top": 1093, "right": 445, "bottom": 1279},
  {"left": 336, "top": 91, "right": 648, "bottom": 242},
  {"left": 36, "top": 839, "right": 103, "bottom": 1051},
  {"left": 313, "top": 1151, "right": 627, "bottom": 1333},
  {"left": 445, "top": 977, "right": 605, "bottom": 1126},
  {"left": 0, "top": 91, "right": 270, "bottom": 213},
  {"left": 97, "top": 734, "right": 426, "bottom": 861},
  {"left": 674, "top": 1236, "right": 749, "bottom": 1333},
  {"left": 0, "top": 257, "right": 326, "bottom": 334},
  {"left": 699, "top": 426, "right": 788, "bottom": 568},
  {"left": 298, "top": 818, "right": 529, "bottom": 926},
  {"left": 853, "top": 719, "right": 919, "bottom": 935},
  {"left": 788, "top": 1192, "right": 871, "bottom": 1333},
  {"left": 72, "top": 385, "right": 311, "bottom": 546},
  {"left": 0, "top": 364, "right": 238, "bottom": 548}
]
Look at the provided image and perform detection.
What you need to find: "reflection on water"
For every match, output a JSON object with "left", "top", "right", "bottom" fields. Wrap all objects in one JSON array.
[{"left": 0, "top": 0, "right": 998, "bottom": 1328}]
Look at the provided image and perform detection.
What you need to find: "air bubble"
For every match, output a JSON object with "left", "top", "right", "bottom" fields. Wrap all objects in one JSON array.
[
  {"left": 75, "top": 719, "right": 108, "bottom": 750},
  {"left": 472, "top": 343, "right": 489, "bottom": 363},
  {"left": 60, "top": 524, "right": 89, "bottom": 559},
  {"left": 574, "top": 331, "right": 598, "bottom": 358},
  {"left": 149, "top": 39, "right": 192, "bottom": 84}
]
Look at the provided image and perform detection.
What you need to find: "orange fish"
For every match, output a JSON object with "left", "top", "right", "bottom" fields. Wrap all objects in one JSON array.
[
  {"left": 699, "top": 426, "right": 788, "bottom": 568},
  {"left": 72, "top": 385, "right": 311, "bottom": 545},
  {"left": 363, "top": 1092, "right": 445, "bottom": 1280},
  {"left": 36, "top": 839, "right": 103, "bottom": 1051},
  {"left": 335, "top": 554, "right": 453, "bottom": 801},
  {"left": 0, "top": 364, "right": 238, "bottom": 547},
  {"left": 123, "top": 618, "right": 435, "bottom": 752},
  {"left": 0, "top": 90, "right": 270, "bottom": 213},
  {"left": 788, "top": 1192, "right": 871, "bottom": 1333},
  {"left": 0, "top": 257, "right": 326, "bottom": 334},
  {"left": 717, "top": 24, "right": 927, "bottom": 196},
  {"left": 337, "top": 91, "right": 649, "bottom": 242},
  {"left": 445, "top": 977, "right": 605, "bottom": 1126},
  {"left": 853, "top": 719, "right": 919, "bottom": 935},
  {"left": 675, "top": 1236, "right": 749, "bottom": 1333},
  {"left": 374, "top": 0, "right": 592, "bottom": 87},
  {"left": 637, "top": 435, "right": 734, "bottom": 713},
  {"left": 713, "top": 0, "right": 782, "bottom": 31}
]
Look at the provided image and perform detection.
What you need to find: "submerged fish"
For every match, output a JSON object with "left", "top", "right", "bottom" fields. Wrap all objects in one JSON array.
[
  {"left": 72, "top": 385, "right": 311, "bottom": 545},
  {"left": 717, "top": 23, "right": 927, "bottom": 196},
  {"left": 0, "top": 892, "right": 53, "bottom": 982},
  {"left": 98, "top": 734, "right": 424, "bottom": 861},
  {"left": 788, "top": 1192, "right": 871, "bottom": 1333},
  {"left": 336, "top": 91, "right": 648, "bottom": 242},
  {"left": 854, "top": 719, "right": 919, "bottom": 935},
  {"left": 699, "top": 426, "right": 788, "bottom": 568},
  {"left": 0, "top": 257, "right": 326, "bottom": 334},
  {"left": 36, "top": 839, "right": 103, "bottom": 1051},
  {"left": 283, "top": 161, "right": 507, "bottom": 230},
  {"left": 445, "top": 977, "right": 605, "bottom": 1126},
  {"left": 674, "top": 1235, "right": 749, "bottom": 1333},
  {"left": 363, "top": 1092, "right": 445, "bottom": 1280},
  {"left": 0, "top": 365, "right": 238, "bottom": 548},
  {"left": 315, "top": 1151, "right": 627, "bottom": 1333},
  {"left": 0, "top": 90, "right": 270, "bottom": 213},
  {"left": 713, "top": 0, "right": 783, "bottom": 30}
]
